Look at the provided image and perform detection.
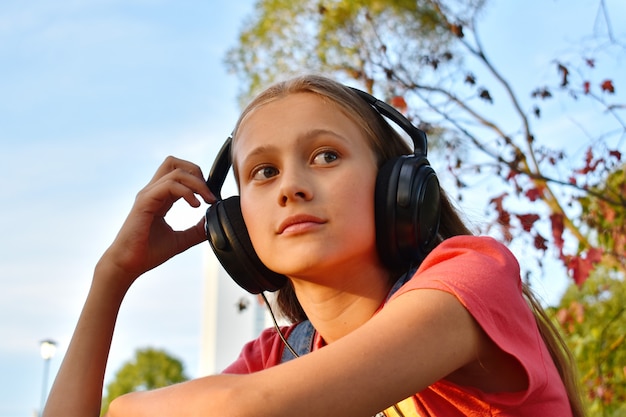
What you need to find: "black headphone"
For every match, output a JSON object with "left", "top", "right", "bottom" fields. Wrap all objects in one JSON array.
[{"left": 204, "top": 87, "right": 441, "bottom": 294}]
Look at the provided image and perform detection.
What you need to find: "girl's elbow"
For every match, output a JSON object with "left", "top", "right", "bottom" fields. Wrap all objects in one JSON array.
[
  {"left": 106, "top": 393, "right": 132, "bottom": 417},
  {"left": 106, "top": 390, "right": 155, "bottom": 417}
]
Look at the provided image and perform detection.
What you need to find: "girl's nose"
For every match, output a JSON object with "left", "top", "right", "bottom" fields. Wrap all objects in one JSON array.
[{"left": 278, "top": 167, "right": 313, "bottom": 206}]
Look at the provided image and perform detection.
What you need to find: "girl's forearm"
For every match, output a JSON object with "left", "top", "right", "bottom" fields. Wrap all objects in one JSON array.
[{"left": 42, "top": 260, "right": 134, "bottom": 417}]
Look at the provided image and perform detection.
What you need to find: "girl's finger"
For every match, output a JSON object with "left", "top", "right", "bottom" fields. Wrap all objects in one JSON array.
[{"left": 145, "top": 158, "right": 215, "bottom": 204}]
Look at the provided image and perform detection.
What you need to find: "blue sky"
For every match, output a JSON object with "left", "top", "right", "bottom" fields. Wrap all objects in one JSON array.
[
  {"left": 1, "top": 1, "right": 624, "bottom": 416},
  {"left": 1, "top": 2, "right": 254, "bottom": 416}
]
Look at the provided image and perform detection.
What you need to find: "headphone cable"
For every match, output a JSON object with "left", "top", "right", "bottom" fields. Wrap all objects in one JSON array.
[{"left": 260, "top": 292, "right": 300, "bottom": 359}]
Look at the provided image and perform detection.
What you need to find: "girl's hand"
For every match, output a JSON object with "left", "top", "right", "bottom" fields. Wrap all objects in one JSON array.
[
  {"left": 99, "top": 156, "right": 215, "bottom": 285},
  {"left": 42, "top": 157, "right": 215, "bottom": 417}
]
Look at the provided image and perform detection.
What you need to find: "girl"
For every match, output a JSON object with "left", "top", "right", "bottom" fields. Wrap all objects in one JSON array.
[{"left": 43, "top": 75, "right": 585, "bottom": 416}]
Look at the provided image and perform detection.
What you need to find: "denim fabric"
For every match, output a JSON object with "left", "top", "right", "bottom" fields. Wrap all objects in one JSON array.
[{"left": 281, "top": 320, "right": 316, "bottom": 362}]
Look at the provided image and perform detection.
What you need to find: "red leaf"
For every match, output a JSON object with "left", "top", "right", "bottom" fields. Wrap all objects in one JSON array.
[
  {"left": 516, "top": 213, "right": 540, "bottom": 232},
  {"left": 525, "top": 187, "right": 543, "bottom": 201},
  {"left": 567, "top": 249, "right": 603, "bottom": 286},
  {"left": 496, "top": 207, "right": 511, "bottom": 226},
  {"left": 550, "top": 213, "right": 565, "bottom": 255},
  {"left": 506, "top": 170, "right": 519, "bottom": 181},
  {"left": 567, "top": 252, "right": 595, "bottom": 286},
  {"left": 600, "top": 79, "right": 615, "bottom": 93},
  {"left": 609, "top": 149, "right": 622, "bottom": 161},
  {"left": 557, "top": 63, "right": 569, "bottom": 87},
  {"left": 450, "top": 23, "right": 464, "bottom": 38},
  {"left": 390, "top": 95, "right": 408, "bottom": 113},
  {"left": 531, "top": 87, "right": 552, "bottom": 99},
  {"left": 555, "top": 301, "right": 585, "bottom": 333},
  {"left": 567, "top": 256, "right": 588, "bottom": 285},
  {"left": 489, "top": 193, "right": 512, "bottom": 240},
  {"left": 583, "top": 81, "right": 590, "bottom": 94},
  {"left": 576, "top": 147, "right": 600, "bottom": 174},
  {"left": 489, "top": 193, "right": 507, "bottom": 207},
  {"left": 588, "top": 247, "right": 603, "bottom": 263},
  {"left": 534, "top": 233, "right": 548, "bottom": 251},
  {"left": 479, "top": 88, "right": 493, "bottom": 103}
]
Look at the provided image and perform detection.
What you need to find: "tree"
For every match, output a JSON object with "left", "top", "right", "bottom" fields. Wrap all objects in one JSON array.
[
  {"left": 100, "top": 348, "right": 189, "bottom": 415},
  {"left": 548, "top": 270, "right": 626, "bottom": 416},
  {"left": 225, "top": 0, "right": 625, "bottom": 286}
]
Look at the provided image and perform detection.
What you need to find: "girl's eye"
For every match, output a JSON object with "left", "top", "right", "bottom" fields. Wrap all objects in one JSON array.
[
  {"left": 312, "top": 150, "right": 339, "bottom": 165},
  {"left": 251, "top": 166, "right": 279, "bottom": 180}
]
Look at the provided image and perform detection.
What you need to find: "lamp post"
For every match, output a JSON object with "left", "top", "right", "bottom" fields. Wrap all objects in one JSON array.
[{"left": 39, "top": 339, "right": 57, "bottom": 416}]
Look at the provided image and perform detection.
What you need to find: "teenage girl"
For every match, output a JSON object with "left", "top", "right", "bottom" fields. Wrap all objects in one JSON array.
[{"left": 43, "top": 74, "right": 585, "bottom": 416}]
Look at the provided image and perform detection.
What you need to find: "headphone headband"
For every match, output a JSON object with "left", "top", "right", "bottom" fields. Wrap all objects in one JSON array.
[
  {"left": 348, "top": 88, "right": 427, "bottom": 157},
  {"left": 206, "top": 136, "right": 232, "bottom": 200}
]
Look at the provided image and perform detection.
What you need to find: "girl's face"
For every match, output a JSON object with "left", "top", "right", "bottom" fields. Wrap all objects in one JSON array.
[{"left": 234, "top": 92, "right": 382, "bottom": 282}]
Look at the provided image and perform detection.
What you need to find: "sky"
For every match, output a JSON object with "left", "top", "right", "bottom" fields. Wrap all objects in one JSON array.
[
  {"left": 0, "top": 1, "right": 624, "bottom": 416},
  {"left": 0, "top": 2, "right": 255, "bottom": 416}
]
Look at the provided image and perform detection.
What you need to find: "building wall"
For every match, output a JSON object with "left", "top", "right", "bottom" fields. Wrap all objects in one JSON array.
[{"left": 199, "top": 248, "right": 273, "bottom": 375}]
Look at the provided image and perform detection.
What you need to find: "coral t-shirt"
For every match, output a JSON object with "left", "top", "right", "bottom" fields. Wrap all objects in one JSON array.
[{"left": 223, "top": 236, "right": 572, "bottom": 416}]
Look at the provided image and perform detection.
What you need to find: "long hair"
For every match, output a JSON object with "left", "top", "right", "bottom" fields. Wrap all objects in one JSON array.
[{"left": 231, "top": 74, "right": 585, "bottom": 416}]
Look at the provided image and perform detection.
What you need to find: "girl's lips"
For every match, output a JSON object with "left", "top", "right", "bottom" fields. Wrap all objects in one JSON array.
[{"left": 277, "top": 214, "right": 326, "bottom": 234}]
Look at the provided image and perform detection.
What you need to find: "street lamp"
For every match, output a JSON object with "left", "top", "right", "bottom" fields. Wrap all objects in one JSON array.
[{"left": 39, "top": 339, "right": 57, "bottom": 416}]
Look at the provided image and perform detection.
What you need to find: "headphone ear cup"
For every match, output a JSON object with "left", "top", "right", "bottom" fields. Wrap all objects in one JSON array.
[
  {"left": 205, "top": 196, "right": 287, "bottom": 294},
  {"left": 411, "top": 162, "right": 440, "bottom": 254},
  {"left": 375, "top": 157, "right": 402, "bottom": 268},
  {"left": 375, "top": 156, "right": 441, "bottom": 269}
]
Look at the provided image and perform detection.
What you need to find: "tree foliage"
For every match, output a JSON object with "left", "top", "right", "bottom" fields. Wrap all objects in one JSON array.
[
  {"left": 226, "top": 0, "right": 468, "bottom": 101},
  {"left": 100, "top": 348, "right": 189, "bottom": 415},
  {"left": 548, "top": 270, "right": 626, "bottom": 416},
  {"left": 225, "top": 0, "right": 625, "bottom": 286}
]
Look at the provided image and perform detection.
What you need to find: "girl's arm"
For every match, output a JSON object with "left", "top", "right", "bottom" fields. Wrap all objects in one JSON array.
[
  {"left": 42, "top": 157, "right": 213, "bottom": 417},
  {"left": 107, "top": 288, "right": 487, "bottom": 417}
]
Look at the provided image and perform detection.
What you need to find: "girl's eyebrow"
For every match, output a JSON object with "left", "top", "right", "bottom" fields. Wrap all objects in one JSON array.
[
  {"left": 237, "top": 128, "right": 349, "bottom": 167},
  {"left": 298, "top": 128, "right": 350, "bottom": 145},
  {"left": 236, "top": 144, "right": 279, "bottom": 174}
]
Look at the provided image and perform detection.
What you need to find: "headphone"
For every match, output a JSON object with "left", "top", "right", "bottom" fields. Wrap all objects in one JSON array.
[{"left": 204, "top": 87, "right": 441, "bottom": 294}]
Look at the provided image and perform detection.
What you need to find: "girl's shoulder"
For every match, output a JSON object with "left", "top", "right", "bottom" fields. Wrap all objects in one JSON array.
[
  {"left": 415, "top": 235, "right": 520, "bottom": 284},
  {"left": 392, "top": 235, "right": 522, "bottom": 313}
]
